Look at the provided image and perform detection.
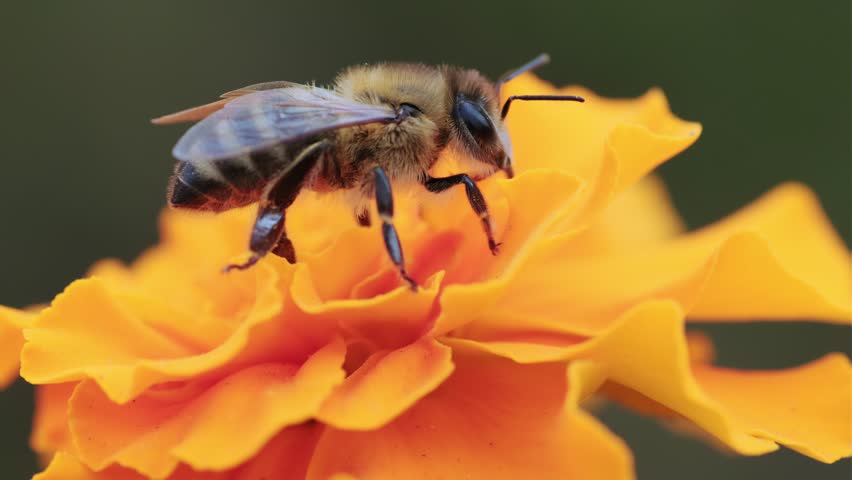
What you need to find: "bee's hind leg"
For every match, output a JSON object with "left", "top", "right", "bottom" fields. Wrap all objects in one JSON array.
[
  {"left": 224, "top": 140, "right": 331, "bottom": 272},
  {"left": 223, "top": 205, "right": 291, "bottom": 272},
  {"left": 372, "top": 166, "right": 417, "bottom": 291}
]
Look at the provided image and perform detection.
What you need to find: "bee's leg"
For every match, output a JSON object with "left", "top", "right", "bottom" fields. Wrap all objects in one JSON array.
[
  {"left": 424, "top": 174, "right": 499, "bottom": 255},
  {"left": 373, "top": 167, "right": 417, "bottom": 290},
  {"left": 355, "top": 206, "right": 372, "bottom": 227},
  {"left": 224, "top": 140, "right": 331, "bottom": 272}
]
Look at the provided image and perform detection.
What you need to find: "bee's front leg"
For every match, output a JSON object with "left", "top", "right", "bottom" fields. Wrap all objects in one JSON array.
[
  {"left": 372, "top": 166, "right": 417, "bottom": 291},
  {"left": 224, "top": 140, "right": 331, "bottom": 272},
  {"left": 423, "top": 174, "right": 499, "bottom": 255}
]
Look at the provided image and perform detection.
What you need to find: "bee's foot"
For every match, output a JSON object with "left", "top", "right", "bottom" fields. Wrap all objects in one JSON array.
[
  {"left": 355, "top": 209, "right": 372, "bottom": 227},
  {"left": 272, "top": 239, "right": 297, "bottom": 264},
  {"left": 223, "top": 254, "right": 261, "bottom": 273},
  {"left": 401, "top": 271, "right": 418, "bottom": 292},
  {"left": 489, "top": 239, "right": 502, "bottom": 256}
]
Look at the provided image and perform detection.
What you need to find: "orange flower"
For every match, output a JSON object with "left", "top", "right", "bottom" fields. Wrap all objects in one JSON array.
[
  {"left": 0, "top": 306, "right": 36, "bottom": 392},
  {"left": 2, "top": 73, "right": 849, "bottom": 479}
]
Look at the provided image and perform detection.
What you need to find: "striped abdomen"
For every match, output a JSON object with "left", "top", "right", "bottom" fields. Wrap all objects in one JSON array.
[{"left": 168, "top": 147, "right": 287, "bottom": 212}]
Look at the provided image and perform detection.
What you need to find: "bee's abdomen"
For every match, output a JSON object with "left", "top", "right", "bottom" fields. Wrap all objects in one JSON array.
[{"left": 168, "top": 155, "right": 269, "bottom": 212}]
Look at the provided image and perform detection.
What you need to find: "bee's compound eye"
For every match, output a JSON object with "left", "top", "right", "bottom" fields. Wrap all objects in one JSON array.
[{"left": 455, "top": 97, "right": 494, "bottom": 141}]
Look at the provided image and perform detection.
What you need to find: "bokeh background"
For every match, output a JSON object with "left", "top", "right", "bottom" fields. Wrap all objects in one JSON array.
[{"left": 0, "top": 1, "right": 848, "bottom": 478}]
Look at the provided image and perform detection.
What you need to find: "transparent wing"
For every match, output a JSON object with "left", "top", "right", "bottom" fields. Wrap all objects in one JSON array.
[
  {"left": 171, "top": 86, "right": 397, "bottom": 163},
  {"left": 151, "top": 81, "right": 300, "bottom": 125},
  {"left": 151, "top": 98, "right": 232, "bottom": 125}
]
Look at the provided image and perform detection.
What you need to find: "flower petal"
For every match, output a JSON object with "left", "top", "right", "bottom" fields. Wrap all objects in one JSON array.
[
  {"left": 415, "top": 174, "right": 511, "bottom": 286},
  {"left": 441, "top": 300, "right": 708, "bottom": 365},
  {"left": 568, "top": 301, "right": 779, "bottom": 455},
  {"left": 31, "top": 383, "right": 76, "bottom": 457},
  {"left": 34, "top": 452, "right": 147, "bottom": 480},
  {"left": 566, "top": 360, "right": 635, "bottom": 480},
  {"left": 0, "top": 306, "right": 33, "bottom": 389},
  {"left": 503, "top": 75, "right": 700, "bottom": 185},
  {"left": 286, "top": 190, "right": 374, "bottom": 256},
  {"left": 293, "top": 264, "right": 443, "bottom": 349},
  {"left": 23, "top": 279, "right": 197, "bottom": 388},
  {"left": 318, "top": 337, "right": 454, "bottom": 430},
  {"left": 94, "top": 208, "right": 268, "bottom": 340},
  {"left": 693, "top": 354, "right": 852, "bottom": 462},
  {"left": 307, "top": 350, "right": 633, "bottom": 480},
  {"left": 20, "top": 262, "right": 337, "bottom": 403},
  {"left": 34, "top": 452, "right": 232, "bottom": 480},
  {"left": 572, "top": 182, "right": 851, "bottom": 326},
  {"left": 432, "top": 169, "right": 582, "bottom": 335},
  {"left": 229, "top": 423, "right": 324, "bottom": 480},
  {"left": 502, "top": 75, "right": 700, "bottom": 240},
  {"left": 538, "top": 299, "right": 851, "bottom": 462},
  {"left": 68, "top": 338, "right": 345, "bottom": 478},
  {"left": 683, "top": 183, "right": 851, "bottom": 321},
  {"left": 564, "top": 174, "right": 685, "bottom": 257},
  {"left": 34, "top": 425, "right": 323, "bottom": 480},
  {"left": 450, "top": 183, "right": 850, "bottom": 339}
]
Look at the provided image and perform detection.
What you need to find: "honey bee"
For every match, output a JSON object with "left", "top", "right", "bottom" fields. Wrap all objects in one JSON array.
[{"left": 154, "top": 54, "right": 583, "bottom": 289}]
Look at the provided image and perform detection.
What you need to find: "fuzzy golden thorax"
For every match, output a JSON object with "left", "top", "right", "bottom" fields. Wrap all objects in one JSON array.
[{"left": 333, "top": 63, "right": 511, "bottom": 185}]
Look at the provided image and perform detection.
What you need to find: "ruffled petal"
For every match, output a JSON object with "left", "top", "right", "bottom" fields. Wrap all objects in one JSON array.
[
  {"left": 431, "top": 169, "right": 582, "bottom": 335},
  {"left": 682, "top": 183, "right": 851, "bottom": 321},
  {"left": 502, "top": 75, "right": 701, "bottom": 186},
  {"left": 502, "top": 75, "right": 700, "bottom": 241},
  {"left": 318, "top": 337, "right": 453, "bottom": 430},
  {"left": 448, "top": 183, "right": 850, "bottom": 339},
  {"left": 286, "top": 190, "right": 375, "bottom": 256},
  {"left": 21, "top": 262, "right": 338, "bottom": 403},
  {"left": 22, "top": 279, "right": 197, "bottom": 387},
  {"left": 34, "top": 452, "right": 148, "bottom": 480},
  {"left": 93, "top": 208, "right": 267, "bottom": 339},
  {"left": 33, "top": 452, "right": 231, "bottom": 480},
  {"left": 564, "top": 174, "right": 685, "bottom": 257},
  {"left": 562, "top": 301, "right": 779, "bottom": 455},
  {"left": 34, "top": 424, "right": 323, "bottom": 480},
  {"left": 433, "top": 101, "right": 702, "bottom": 336},
  {"left": 0, "top": 306, "right": 34, "bottom": 389},
  {"left": 693, "top": 354, "right": 851, "bottom": 462},
  {"left": 565, "top": 361, "right": 635, "bottom": 480},
  {"left": 68, "top": 338, "right": 345, "bottom": 478},
  {"left": 31, "top": 383, "right": 76, "bottom": 457},
  {"left": 415, "top": 173, "right": 510, "bottom": 286},
  {"left": 307, "top": 350, "right": 632, "bottom": 480},
  {"left": 228, "top": 423, "right": 324, "bottom": 480},
  {"left": 557, "top": 300, "right": 849, "bottom": 462},
  {"left": 292, "top": 264, "right": 443, "bottom": 349}
]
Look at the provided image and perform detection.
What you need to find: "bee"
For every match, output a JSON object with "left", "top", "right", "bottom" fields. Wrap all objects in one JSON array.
[{"left": 154, "top": 54, "right": 583, "bottom": 289}]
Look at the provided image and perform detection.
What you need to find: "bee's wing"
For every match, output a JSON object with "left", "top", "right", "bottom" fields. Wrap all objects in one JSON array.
[
  {"left": 171, "top": 86, "right": 397, "bottom": 163},
  {"left": 152, "top": 81, "right": 303, "bottom": 125},
  {"left": 151, "top": 98, "right": 233, "bottom": 125}
]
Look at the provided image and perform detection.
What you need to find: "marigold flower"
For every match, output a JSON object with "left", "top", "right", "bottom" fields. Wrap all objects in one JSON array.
[{"left": 2, "top": 73, "right": 849, "bottom": 479}]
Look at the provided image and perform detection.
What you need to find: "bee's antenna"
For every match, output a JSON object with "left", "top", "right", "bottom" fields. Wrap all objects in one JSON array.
[
  {"left": 500, "top": 94, "right": 585, "bottom": 120},
  {"left": 496, "top": 53, "right": 551, "bottom": 95}
]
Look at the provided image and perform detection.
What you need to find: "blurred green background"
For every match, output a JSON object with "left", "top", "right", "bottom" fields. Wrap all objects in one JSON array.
[{"left": 0, "top": 1, "right": 848, "bottom": 478}]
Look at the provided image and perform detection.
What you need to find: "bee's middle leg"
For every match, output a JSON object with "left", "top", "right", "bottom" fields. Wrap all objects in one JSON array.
[
  {"left": 372, "top": 166, "right": 417, "bottom": 290},
  {"left": 355, "top": 206, "right": 371, "bottom": 227},
  {"left": 424, "top": 174, "right": 499, "bottom": 255},
  {"left": 224, "top": 140, "right": 330, "bottom": 272}
]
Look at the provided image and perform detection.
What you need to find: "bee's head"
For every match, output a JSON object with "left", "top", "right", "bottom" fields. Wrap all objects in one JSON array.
[{"left": 446, "top": 69, "right": 514, "bottom": 179}]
